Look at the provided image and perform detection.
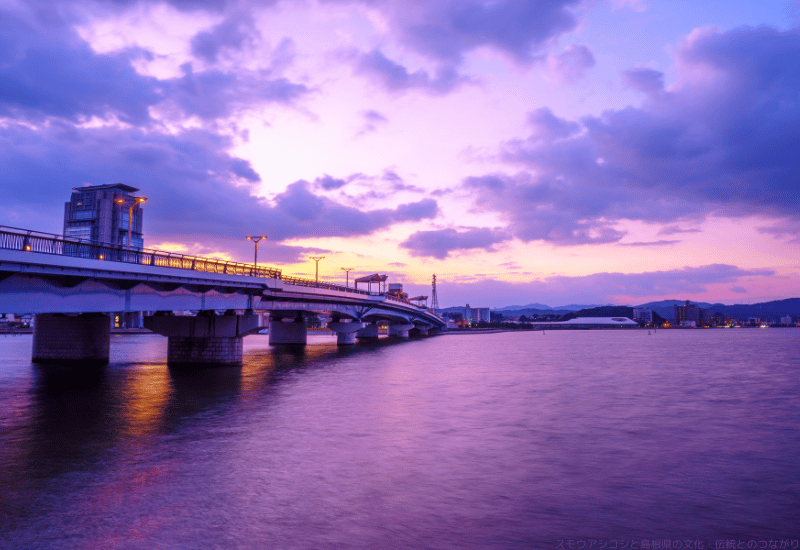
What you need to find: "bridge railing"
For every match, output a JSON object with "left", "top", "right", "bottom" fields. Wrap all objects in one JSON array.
[
  {"left": 1, "top": 226, "right": 444, "bottom": 317},
  {"left": 0, "top": 226, "right": 281, "bottom": 279},
  {"left": 279, "top": 275, "right": 370, "bottom": 296}
]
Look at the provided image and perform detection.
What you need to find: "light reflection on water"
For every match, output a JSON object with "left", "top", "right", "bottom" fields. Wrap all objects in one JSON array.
[{"left": 0, "top": 329, "right": 799, "bottom": 549}]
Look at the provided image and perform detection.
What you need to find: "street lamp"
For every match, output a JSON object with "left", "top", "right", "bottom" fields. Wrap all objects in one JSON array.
[
  {"left": 341, "top": 267, "right": 353, "bottom": 289},
  {"left": 309, "top": 256, "right": 325, "bottom": 282},
  {"left": 115, "top": 196, "right": 147, "bottom": 250},
  {"left": 246, "top": 236, "right": 267, "bottom": 266}
]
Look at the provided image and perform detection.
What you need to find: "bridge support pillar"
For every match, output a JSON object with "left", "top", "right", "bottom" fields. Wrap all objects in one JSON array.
[
  {"left": 409, "top": 325, "right": 429, "bottom": 337},
  {"left": 144, "top": 312, "right": 260, "bottom": 366},
  {"left": 388, "top": 323, "right": 414, "bottom": 339},
  {"left": 32, "top": 313, "right": 111, "bottom": 365},
  {"left": 269, "top": 318, "right": 307, "bottom": 346},
  {"left": 355, "top": 323, "right": 380, "bottom": 341},
  {"left": 327, "top": 321, "right": 365, "bottom": 345}
]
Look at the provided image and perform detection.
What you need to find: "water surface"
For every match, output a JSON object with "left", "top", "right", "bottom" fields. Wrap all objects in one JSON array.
[{"left": 1, "top": 329, "right": 798, "bottom": 549}]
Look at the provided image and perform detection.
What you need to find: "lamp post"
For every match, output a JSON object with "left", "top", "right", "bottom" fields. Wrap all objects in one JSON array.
[
  {"left": 116, "top": 196, "right": 147, "bottom": 249},
  {"left": 309, "top": 256, "right": 325, "bottom": 282},
  {"left": 341, "top": 267, "right": 353, "bottom": 289},
  {"left": 246, "top": 236, "right": 267, "bottom": 267}
]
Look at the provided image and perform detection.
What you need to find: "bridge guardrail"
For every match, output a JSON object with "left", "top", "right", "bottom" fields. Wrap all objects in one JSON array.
[
  {"left": 0, "top": 225, "right": 281, "bottom": 279},
  {"left": 0, "top": 225, "right": 443, "bottom": 317}
]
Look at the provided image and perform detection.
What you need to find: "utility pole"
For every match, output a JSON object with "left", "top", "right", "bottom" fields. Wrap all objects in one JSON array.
[
  {"left": 341, "top": 267, "right": 353, "bottom": 289},
  {"left": 431, "top": 273, "right": 440, "bottom": 313},
  {"left": 309, "top": 256, "right": 325, "bottom": 282}
]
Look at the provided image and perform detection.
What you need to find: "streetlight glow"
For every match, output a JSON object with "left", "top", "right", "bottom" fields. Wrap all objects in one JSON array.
[
  {"left": 245, "top": 236, "right": 267, "bottom": 267},
  {"left": 116, "top": 196, "right": 147, "bottom": 249},
  {"left": 309, "top": 256, "right": 325, "bottom": 282},
  {"left": 341, "top": 267, "right": 353, "bottom": 289}
]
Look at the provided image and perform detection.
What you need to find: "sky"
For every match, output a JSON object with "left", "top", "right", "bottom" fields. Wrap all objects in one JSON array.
[{"left": 1, "top": 0, "right": 799, "bottom": 308}]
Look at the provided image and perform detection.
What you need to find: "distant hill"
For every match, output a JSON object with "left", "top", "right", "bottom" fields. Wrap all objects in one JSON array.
[
  {"left": 706, "top": 298, "right": 800, "bottom": 320},
  {"left": 447, "top": 298, "right": 800, "bottom": 322},
  {"left": 635, "top": 299, "right": 715, "bottom": 310},
  {"left": 495, "top": 307, "right": 571, "bottom": 318},
  {"left": 554, "top": 304, "right": 609, "bottom": 311},
  {"left": 636, "top": 298, "right": 800, "bottom": 321},
  {"left": 494, "top": 303, "right": 607, "bottom": 312},
  {"left": 494, "top": 303, "right": 554, "bottom": 312}
]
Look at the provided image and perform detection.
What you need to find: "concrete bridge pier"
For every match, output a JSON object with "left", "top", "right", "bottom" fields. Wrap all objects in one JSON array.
[
  {"left": 32, "top": 312, "right": 111, "bottom": 365},
  {"left": 327, "top": 321, "right": 365, "bottom": 345},
  {"left": 409, "top": 325, "right": 429, "bottom": 337},
  {"left": 144, "top": 311, "right": 260, "bottom": 366},
  {"left": 355, "top": 322, "right": 380, "bottom": 341},
  {"left": 269, "top": 317, "right": 307, "bottom": 346},
  {"left": 388, "top": 323, "right": 414, "bottom": 339}
]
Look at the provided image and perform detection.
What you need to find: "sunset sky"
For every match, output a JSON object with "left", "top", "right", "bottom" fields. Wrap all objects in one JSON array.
[{"left": 2, "top": 0, "right": 799, "bottom": 307}]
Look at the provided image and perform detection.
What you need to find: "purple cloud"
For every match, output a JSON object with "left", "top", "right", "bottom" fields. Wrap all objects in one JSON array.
[
  {"left": 358, "top": 109, "right": 389, "bottom": 134},
  {"left": 314, "top": 175, "right": 348, "bottom": 190},
  {"left": 190, "top": 13, "right": 258, "bottom": 63},
  {"left": 381, "top": 0, "right": 580, "bottom": 64},
  {"left": 622, "top": 67, "right": 665, "bottom": 98},
  {"left": 658, "top": 225, "right": 701, "bottom": 236},
  {"left": 462, "top": 173, "right": 629, "bottom": 245},
  {"left": 464, "top": 25, "right": 800, "bottom": 246},
  {"left": 548, "top": 44, "right": 595, "bottom": 84},
  {"left": 353, "top": 48, "right": 468, "bottom": 94},
  {"left": 618, "top": 240, "right": 681, "bottom": 247},
  {"left": 400, "top": 264, "right": 775, "bottom": 308},
  {"left": 0, "top": 12, "right": 160, "bottom": 124},
  {"left": 0, "top": 6, "right": 309, "bottom": 127},
  {"left": 400, "top": 227, "right": 510, "bottom": 259},
  {"left": 0, "top": 122, "right": 439, "bottom": 257}
]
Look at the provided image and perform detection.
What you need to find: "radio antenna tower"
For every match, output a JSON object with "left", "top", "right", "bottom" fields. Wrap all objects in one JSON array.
[{"left": 431, "top": 274, "right": 440, "bottom": 313}]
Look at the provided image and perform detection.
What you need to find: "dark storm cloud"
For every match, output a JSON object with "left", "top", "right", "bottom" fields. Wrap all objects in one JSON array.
[
  {"left": 400, "top": 227, "right": 510, "bottom": 259},
  {"left": 462, "top": 25, "right": 800, "bottom": 247}
]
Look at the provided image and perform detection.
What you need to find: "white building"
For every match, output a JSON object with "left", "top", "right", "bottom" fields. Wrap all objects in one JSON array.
[{"left": 527, "top": 317, "right": 639, "bottom": 329}]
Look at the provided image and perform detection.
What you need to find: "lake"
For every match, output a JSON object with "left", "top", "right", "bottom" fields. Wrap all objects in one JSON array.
[{"left": 1, "top": 329, "right": 798, "bottom": 549}]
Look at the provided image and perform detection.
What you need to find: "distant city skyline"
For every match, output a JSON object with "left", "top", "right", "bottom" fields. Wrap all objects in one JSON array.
[{"left": 2, "top": 0, "right": 798, "bottom": 308}]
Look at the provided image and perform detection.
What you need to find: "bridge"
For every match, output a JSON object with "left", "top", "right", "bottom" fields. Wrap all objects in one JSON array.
[{"left": 0, "top": 226, "right": 445, "bottom": 366}]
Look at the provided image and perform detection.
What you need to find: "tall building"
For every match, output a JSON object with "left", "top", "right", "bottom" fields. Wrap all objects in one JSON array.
[
  {"left": 463, "top": 304, "right": 490, "bottom": 325},
  {"left": 675, "top": 300, "right": 698, "bottom": 326},
  {"left": 64, "top": 184, "right": 146, "bottom": 250},
  {"left": 674, "top": 300, "right": 709, "bottom": 327},
  {"left": 633, "top": 308, "right": 653, "bottom": 324}
]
